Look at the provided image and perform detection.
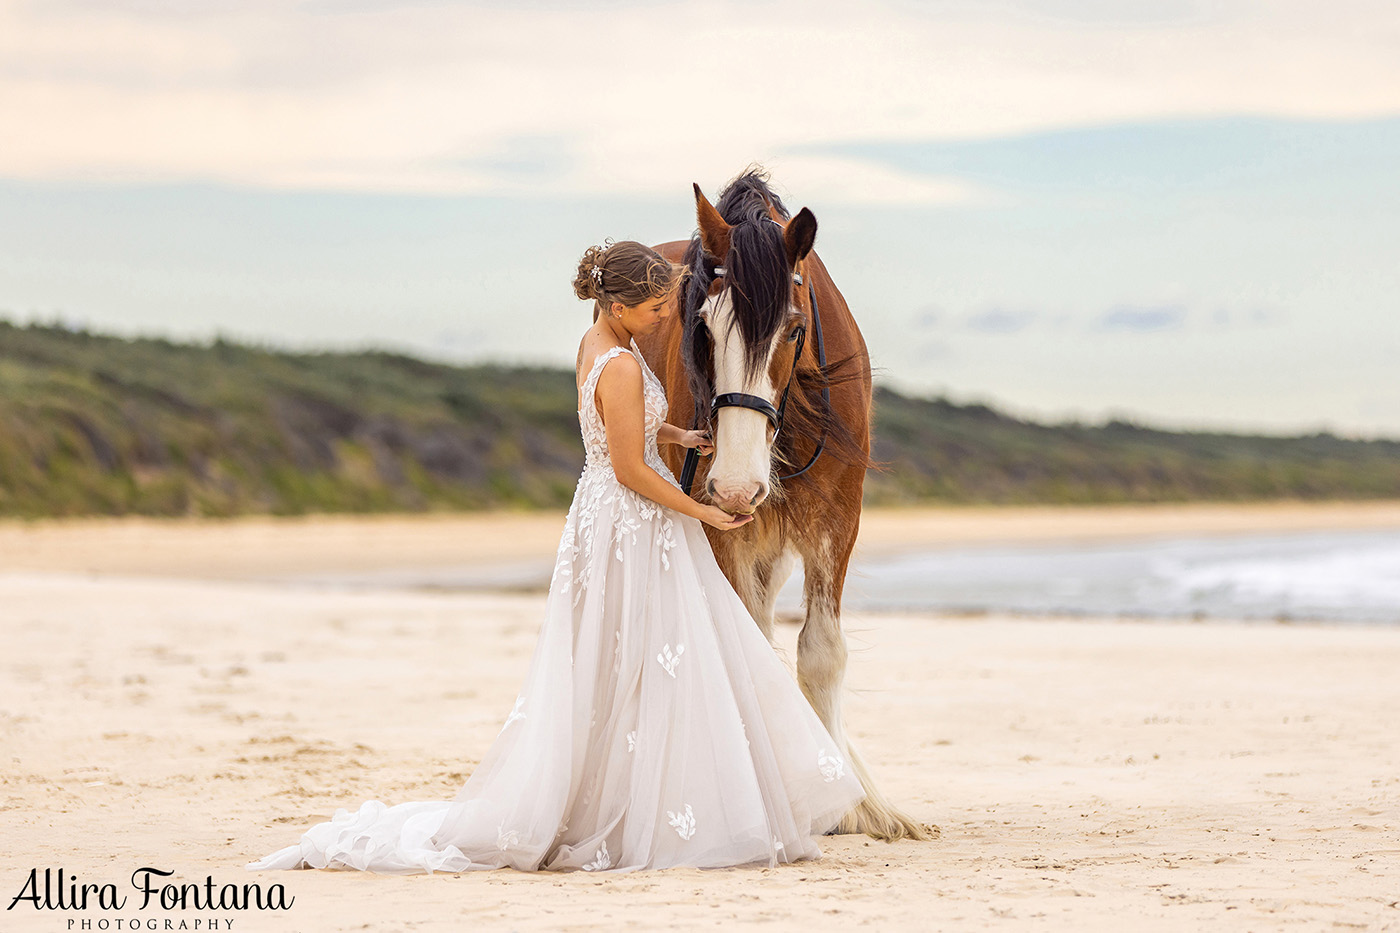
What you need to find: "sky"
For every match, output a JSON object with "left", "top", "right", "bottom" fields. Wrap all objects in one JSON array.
[{"left": 1, "top": 0, "right": 1398, "bottom": 436}]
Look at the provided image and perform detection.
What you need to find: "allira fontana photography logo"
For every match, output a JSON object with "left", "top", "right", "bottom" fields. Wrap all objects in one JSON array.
[{"left": 8, "top": 867, "right": 294, "bottom": 927}]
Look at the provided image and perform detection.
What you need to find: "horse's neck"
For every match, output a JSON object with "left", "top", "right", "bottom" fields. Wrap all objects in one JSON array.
[{"left": 629, "top": 325, "right": 674, "bottom": 386}]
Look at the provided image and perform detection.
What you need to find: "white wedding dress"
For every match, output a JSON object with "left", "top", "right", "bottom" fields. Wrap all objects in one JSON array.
[{"left": 244, "top": 339, "right": 866, "bottom": 874}]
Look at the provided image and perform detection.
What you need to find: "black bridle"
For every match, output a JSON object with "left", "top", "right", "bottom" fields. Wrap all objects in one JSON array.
[{"left": 679, "top": 265, "right": 829, "bottom": 496}]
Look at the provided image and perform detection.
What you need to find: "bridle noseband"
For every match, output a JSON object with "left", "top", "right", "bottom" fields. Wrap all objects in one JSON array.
[{"left": 678, "top": 260, "right": 829, "bottom": 496}]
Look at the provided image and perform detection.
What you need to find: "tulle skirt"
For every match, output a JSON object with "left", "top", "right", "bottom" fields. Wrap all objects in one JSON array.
[{"left": 244, "top": 467, "right": 866, "bottom": 874}]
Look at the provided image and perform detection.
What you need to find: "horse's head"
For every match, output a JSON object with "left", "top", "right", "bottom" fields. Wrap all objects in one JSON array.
[{"left": 681, "top": 174, "right": 818, "bottom": 515}]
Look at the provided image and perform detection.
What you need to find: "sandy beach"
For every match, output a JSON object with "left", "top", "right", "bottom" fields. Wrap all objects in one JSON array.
[
  {"left": 5, "top": 499, "right": 1400, "bottom": 580},
  {"left": 2, "top": 502, "right": 1398, "bottom": 931}
]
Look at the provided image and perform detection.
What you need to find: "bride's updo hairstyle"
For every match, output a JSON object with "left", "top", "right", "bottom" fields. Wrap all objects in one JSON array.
[{"left": 573, "top": 240, "right": 685, "bottom": 322}]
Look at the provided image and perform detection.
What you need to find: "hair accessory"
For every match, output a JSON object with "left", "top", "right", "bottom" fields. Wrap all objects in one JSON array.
[{"left": 590, "top": 265, "right": 604, "bottom": 288}]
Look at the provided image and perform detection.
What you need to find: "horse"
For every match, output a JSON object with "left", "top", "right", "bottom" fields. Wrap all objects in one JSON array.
[{"left": 634, "top": 168, "right": 932, "bottom": 842}]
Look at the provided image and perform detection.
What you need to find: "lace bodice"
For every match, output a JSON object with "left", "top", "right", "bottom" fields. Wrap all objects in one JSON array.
[
  {"left": 577, "top": 339, "right": 675, "bottom": 483},
  {"left": 555, "top": 339, "right": 683, "bottom": 602}
]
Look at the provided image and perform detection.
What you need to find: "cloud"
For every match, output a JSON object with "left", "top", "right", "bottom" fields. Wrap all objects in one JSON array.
[
  {"left": 912, "top": 304, "right": 945, "bottom": 329},
  {"left": 910, "top": 338, "right": 955, "bottom": 362},
  {"left": 986, "top": 0, "right": 1215, "bottom": 26},
  {"left": 447, "top": 134, "right": 576, "bottom": 184},
  {"left": 966, "top": 308, "right": 1039, "bottom": 333},
  {"left": 2, "top": 0, "right": 1399, "bottom": 201},
  {"left": 923, "top": 302, "right": 1282, "bottom": 336},
  {"left": 1209, "top": 305, "right": 1289, "bottom": 328},
  {"left": 1094, "top": 304, "right": 1187, "bottom": 331},
  {"left": 800, "top": 114, "right": 1400, "bottom": 203},
  {"left": 760, "top": 155, "right": 984, "bottom": 207}
]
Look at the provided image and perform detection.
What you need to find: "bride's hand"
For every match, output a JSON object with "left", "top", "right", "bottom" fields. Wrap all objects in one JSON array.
[
  {"left": 681, "top": 430, "right": 714, "bottom": 456},
  {"left": 698, "top": 505, "right": 753, "bottom": 531}
]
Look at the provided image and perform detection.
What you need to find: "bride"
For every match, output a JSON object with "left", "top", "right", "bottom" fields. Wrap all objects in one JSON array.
[{"left": 244, "top": 239, "right": 866, "bottom": 874}]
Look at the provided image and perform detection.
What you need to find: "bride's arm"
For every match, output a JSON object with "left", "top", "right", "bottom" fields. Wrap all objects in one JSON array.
[
  {"left": 658, "top": 422, "right": 712, "bottom": 453},
  {"left": 595, "top": 356, "right": 743, "bottom": 529}
]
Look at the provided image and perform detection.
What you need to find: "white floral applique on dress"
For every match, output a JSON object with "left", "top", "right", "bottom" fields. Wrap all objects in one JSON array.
[
  {"left": 667, "top": 804, "right": 696, "bottom": 841},
  {"left": 500, "top": 695, "right": 526, "bottom": 732},
  {"left": 582, "top": 841, "right": 612, "bottom": 872},
  {"left": 818, "top": 748, "right": 847, "bottom": 783},
  {"left": 656, "top": 643, "right": 685, "bottom": 678}
]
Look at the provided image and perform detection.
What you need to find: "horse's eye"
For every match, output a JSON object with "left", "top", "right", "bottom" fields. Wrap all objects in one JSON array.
[{"left": 786, "top": 328, "right": 800, "bottom": 342}]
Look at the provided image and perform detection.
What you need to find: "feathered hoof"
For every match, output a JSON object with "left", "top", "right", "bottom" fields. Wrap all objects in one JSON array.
[{"left": 827, "top": 797, "right": 938, "bottom": 842}]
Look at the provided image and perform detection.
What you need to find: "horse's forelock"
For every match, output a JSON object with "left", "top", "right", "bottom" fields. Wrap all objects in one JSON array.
[
  {"left": 715, "top": 170, "right": 790, "bottom": 223},
  {"left": 681, "top": 169, "right": 799, "bottom": 415},
  {"left": 725, "top": 215, "right": 790, "bottom": 380}
]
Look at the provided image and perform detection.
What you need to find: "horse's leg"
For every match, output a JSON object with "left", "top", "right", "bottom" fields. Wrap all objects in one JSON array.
[
  {"left": 712, "top": 520, "right": 789, "bottom": 644},
  {"left": 796, "top": 514, "right": 934, "bottom": 842},
  {"left": 757, "top": 545, "right": 798, "bottom": 636},
  {"left": 740, "top": 543, "right": 798, "bottom": 653}
]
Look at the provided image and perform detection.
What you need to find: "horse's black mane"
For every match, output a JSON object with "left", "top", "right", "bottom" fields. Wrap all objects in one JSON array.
[
  {"left": 681, "top": 169, "right": 793, "bottom": 416},
  {"left": 680, "top": 168, "right": 871, "bottom": 478}
]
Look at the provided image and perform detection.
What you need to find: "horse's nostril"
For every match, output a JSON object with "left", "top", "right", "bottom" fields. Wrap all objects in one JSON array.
[
  {"left": 751, "top": 483, "right": 767, "bottom": 505},
  {"left": 706, "top": 478, "right": 717, "bottom": 498}
]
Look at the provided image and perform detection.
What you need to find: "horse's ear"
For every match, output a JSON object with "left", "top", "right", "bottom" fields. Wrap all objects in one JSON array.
[
  {"left": 784, "top": 207, "right": 817, "bottom": 268},
  {"left": 694, "top": 183, "right": 731, "bottom": 259}
]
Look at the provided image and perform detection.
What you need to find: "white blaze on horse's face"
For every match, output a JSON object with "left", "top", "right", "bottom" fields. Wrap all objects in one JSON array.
[{"left": 702, "top": 289, "right": 783, "bottom": 514}]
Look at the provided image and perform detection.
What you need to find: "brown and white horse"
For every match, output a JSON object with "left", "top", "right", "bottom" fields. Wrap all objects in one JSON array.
[{"left": 635, "top": 169, "right": 932, "bottom": 842}]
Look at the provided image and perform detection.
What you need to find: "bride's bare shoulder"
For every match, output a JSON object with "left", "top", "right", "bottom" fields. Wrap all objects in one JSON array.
[{"left": 576, "top": 330, "right": 634, "bottom": 387}]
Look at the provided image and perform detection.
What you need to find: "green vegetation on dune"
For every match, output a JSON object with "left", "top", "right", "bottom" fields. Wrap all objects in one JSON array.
[
  {"left": 867, "top": 390, "right": 1400, "bottom": 505},
  {"left": 0, "top": 320, "right": 584, "bottom": 517},
  {"left": 2, "top": 318, "right": 1398, "bottom": 518}
]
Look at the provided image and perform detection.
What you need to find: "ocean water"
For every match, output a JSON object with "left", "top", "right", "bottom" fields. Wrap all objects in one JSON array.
[
  {"left": 276, "top": 527, "right": 1400, "bottom": 625},
  {"left": 775, "top": 528, "right": 1400, "bottom": 624}
]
